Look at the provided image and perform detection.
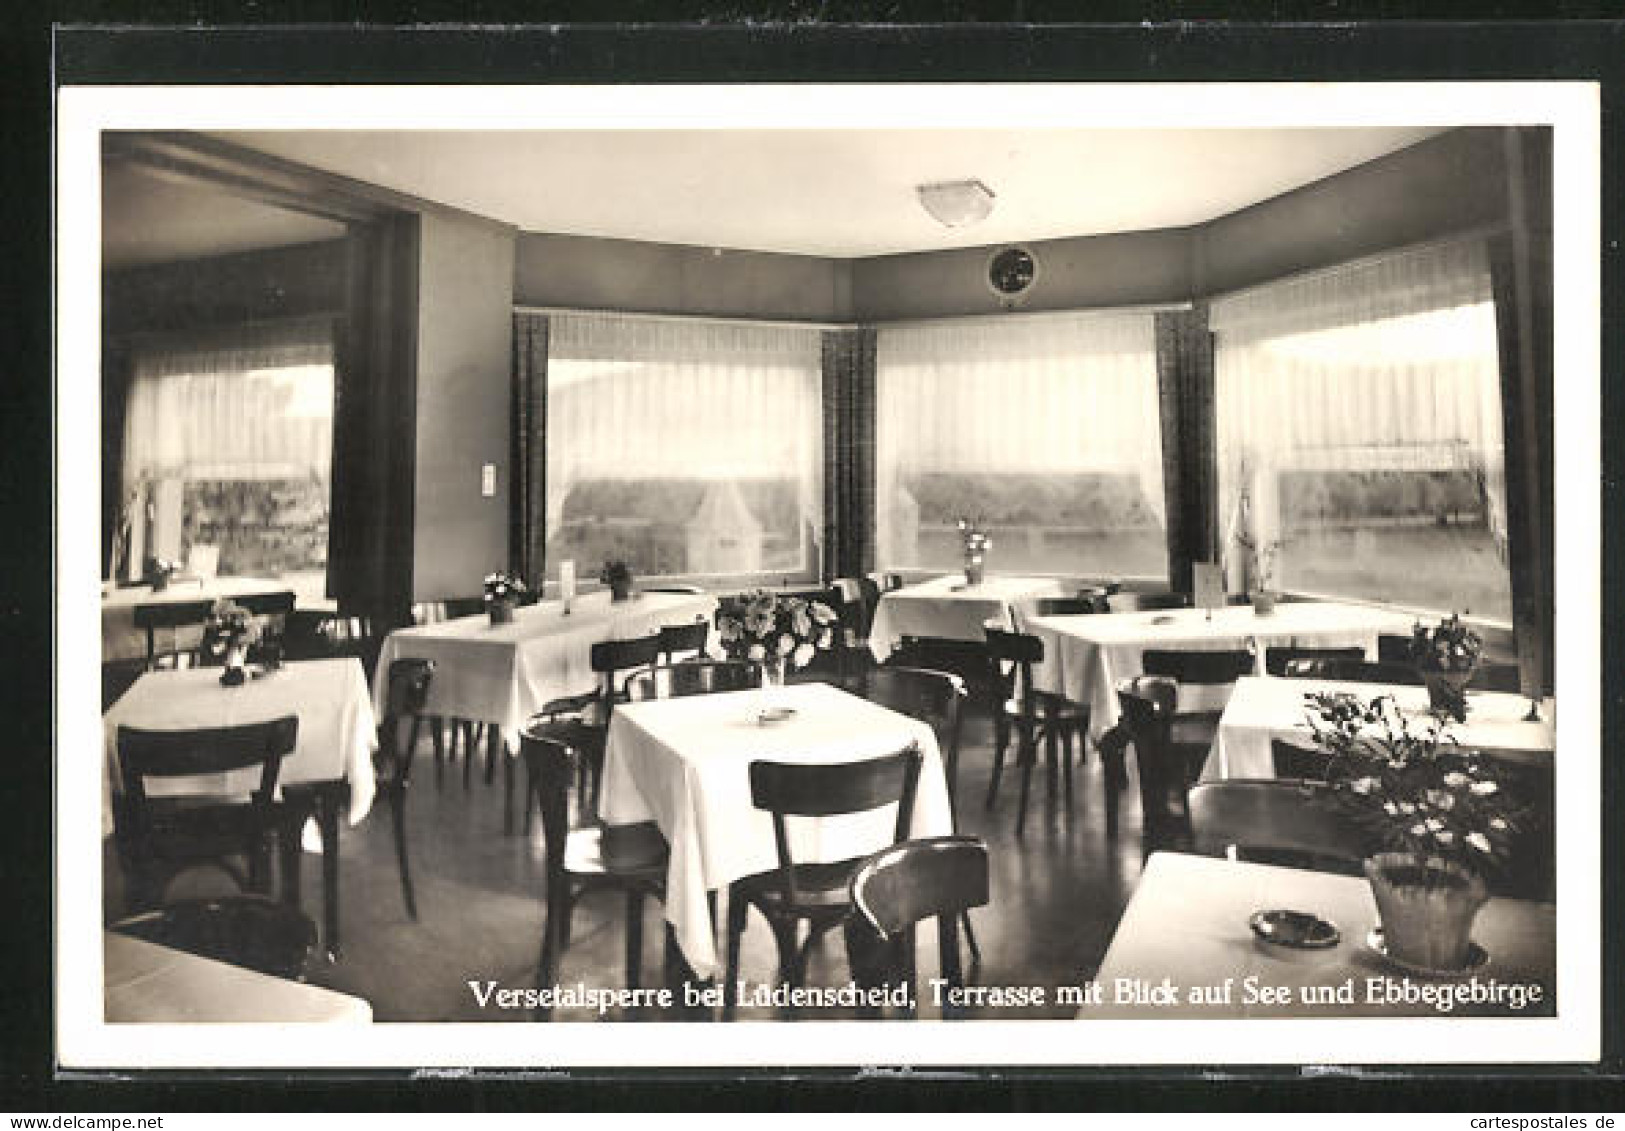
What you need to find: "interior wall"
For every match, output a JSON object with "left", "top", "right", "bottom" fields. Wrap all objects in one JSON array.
[
  {"left": 412, "top": 213, "right": 518, "bottom": 601},
  {"left": 514, "top": 232, "right": 850, "bottom": 322}
]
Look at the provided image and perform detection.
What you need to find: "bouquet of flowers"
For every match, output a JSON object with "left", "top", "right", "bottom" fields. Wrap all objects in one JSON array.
[
  {"left": 1304, "top": 690, "right": 1518, "bottom": 880},
  {"left": 144, "top": 555, "right": 181, "bottom": 590},
  {"left": 715, "top": 589, "right": 839, "bottom": 673},
  {"left": 203, "top": 599, "right": 261, "bottom": 683},
  {"left": 957, "top": 517, "right": 992, "bottom": 559},
  {"left": 483, "top": 570, "right": 529, "bottom": 606},
  {"left": 1409, "top": 613, "right": 1483, "bottom": 673}
]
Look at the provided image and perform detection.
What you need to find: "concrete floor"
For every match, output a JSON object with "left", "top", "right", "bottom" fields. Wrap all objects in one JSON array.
[{"left": 105, "top": 682, "right": 1153, "bottom": 1023}]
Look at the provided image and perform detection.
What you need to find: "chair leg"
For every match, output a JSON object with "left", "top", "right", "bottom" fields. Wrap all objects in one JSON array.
[
  {"left": 432, "top": 719, "right": 446, "bottom": 789},
  {"left": 985, "top": 737, "right": 1007, "bottom": 812},
  {"left": 485, "top": 725, "right": 499, "bottom": 786},
  {"left": 770, "top": 917, "right": 801, "bottom": 1020},
  {"left": 960, "top": 910, "right": 981, "bottom": 967},
  {"left": 535, "top": 890, "right": 566, "bottom": 1020},
  {"left": 388, "top": 782, "right": 418, "bottom": 920},
  {"left": 723, "top": 889, "right": 748, "bottom": 1021},
  {"left": 462, "top": 722, "right": 473, "bottom": 789},
  {"left": 624, "top": 889, "right": 644, "bottom": 992},
  {"left": 1014, "top": 734, "right": 1036, "bottom": 837}
]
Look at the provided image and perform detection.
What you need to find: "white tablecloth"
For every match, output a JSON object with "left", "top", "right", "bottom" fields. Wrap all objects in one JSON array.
[
  {"left": 867, "top": 574, "right": 1067, "bottom": 662},
  {"left": 101, "top": 576, "right": 290, "bottom": 663},
  {"left": 371, "top": 591, "right": 718, "bottom": 748},
  {"left": 600, "top": 680, "right": 955, "bottom": 978},
  {"left": 1026, "top": 601, "right": 1416, "bottom": 743},
  {"left": 104, "top": 931, "right": 372, "bottom": 1024},
  {"left": 1204, "top": 675, "right": 1557, "bottom": 781},
  {"left": 1084, "top": 852, "right": 1555, "bottom": 1018},
  {"left": 101, "top": 658, "right": 378, "bottom": 838}
]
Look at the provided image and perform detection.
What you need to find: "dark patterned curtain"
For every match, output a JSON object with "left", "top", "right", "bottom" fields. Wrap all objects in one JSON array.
[
  {"left": 822, "top": 328, "right": 877, "bottom": 581},
  {"left": 511, "top": 312, "right": 550, "bottom": 591},
  {"left": 1154, "top": 305, "right": 1217, "bottom": 595}
]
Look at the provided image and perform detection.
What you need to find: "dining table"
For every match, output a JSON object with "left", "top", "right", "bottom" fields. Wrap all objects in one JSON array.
[
  {"left": 104, "top": 930, "right": 373, "bottom": 1024},
  {"left": 866, "top": 573, "right": 1068, "bottom": 663},
  {"left": 1203, "top": 675, "right": 1557, "bottom": 781},
  {"left": 102, "top": 657, "right": 378, "bottom": 956},
  {"left": 598, "top": 679, "right": 956, "bottom": 980},
  {"left": 1025, "top": 600, "right": 1417, "bottom": 745},
  {"left": 1082, "top": 852, "right": 1556, "bottom": 1019},
  {"left": 101, "top": 575, "right": 291, "bottom": 663}
]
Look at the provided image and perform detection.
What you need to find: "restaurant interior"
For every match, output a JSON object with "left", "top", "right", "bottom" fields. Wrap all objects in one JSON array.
[{"left": 92, "top": 120, "right": 1559, "bottom": 1028}]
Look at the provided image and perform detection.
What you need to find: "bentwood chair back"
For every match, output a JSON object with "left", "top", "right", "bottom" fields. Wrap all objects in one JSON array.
[
  {"left": 1106, "top": 591, "right": 1189, "bottom": 613},
  {"left": 110, "top": 895, "right": 318, "bottom": 981},
  {"left": 1263, "top": 645, "right": 1365, "bottom": 677},
  {"left": 1115, "top": 675, "right": 1196, "bottom": 856},
  {"left": 1188, "top": 779, "right": 1367, "bottom": 876},
  {"left": 376, "top": 659, "right": 434, "bottom": 919},
  {"left": 1271, "top": 738, "right": 1335, "bottom": 782},
  {"left": 655, "top": 620, "right": 710, "bottom": 665},
  {"left": 1026, "top": 596, "right": 1100, "bottom": 619},
  {"left": 984, "top": 627, "right": 1083, "bottom": 836},
  {"left": 862, "top": 666, "right": 967, "bottom": 817},
  {"left": 1282, "top": 657, "right": 1423, "bottom": 685},
  {"left": 133, "top": 598, "right": 215, "bottom": 670},
  {"left": 625, "top": 659, "right": 761, "bottom": 701},
  {"left": 115, "top": 715, "right": 299, "bottom": 912},
  {"left": 1141, "top": 647, "right": 1255, "bottom": 758},
  {"left": 519, "top": 728, "right": 667, "bottom": 1019},
  {"left": 846, "top": 835, "right": 990, "bottom": 1017},
  {"left": 722, "top": 745, "right": 923, "bottom": 1020}
]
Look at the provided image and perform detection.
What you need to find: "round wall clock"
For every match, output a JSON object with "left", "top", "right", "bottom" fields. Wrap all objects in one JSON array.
[{"left": 988, "top": 246, "right": 1038, "bottom": 298}]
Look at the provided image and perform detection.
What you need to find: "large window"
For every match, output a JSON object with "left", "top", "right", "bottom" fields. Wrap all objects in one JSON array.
[
  {"left": 545, "top": 313, "right": 824, "bottom": 583},
  {"left": 876, "top": 312, "right": 1166, "bottom": 578},
  {"left": 1213, "top": 240, "right": 1511, "bottom": 623},
  {"left": 119, "top": 323, "right": 335, "bottom": 604}
]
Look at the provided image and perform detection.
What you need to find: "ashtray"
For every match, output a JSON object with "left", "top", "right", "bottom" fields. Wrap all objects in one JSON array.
[
  {"left": 1249, "top": 909, "right": 1341, "bottom": 950},
  {"left": 1151, "top": 614, "right": 1177, "bottom": 625},
  {"left": 1365, "top": 928, "right": 1489, "bottom": 978},
  {"left": 756, "top": 707, "right": 797, "bottom": 725}
]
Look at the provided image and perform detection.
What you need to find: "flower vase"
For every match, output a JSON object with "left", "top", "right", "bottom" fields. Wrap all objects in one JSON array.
[
  {"left": 759, "top": 655, "right": 788, "bottom": 711},
  {"left": 1421, "top": 668, "right": 1472, "bottom": 722},
  {"left": 610, "top": 582, "right": 633, "bottom": 603},
  {"left": 489, "top": 599, "right": 515, "bottom": 626},
  {"left": 964, "top": 557, "right": 985, "bottom": 587},
  {"left": 1364, "top": 853, "right": 1488, "bottom": 972},
  {"left": 1250, "top": 590, "right": 1277, "bottom": 616},
  {"left": 219, "top": 642, "right": 248, "bottom": 687}
]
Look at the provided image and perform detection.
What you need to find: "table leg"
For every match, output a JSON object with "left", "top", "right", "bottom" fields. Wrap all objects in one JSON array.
[
  {"left": 313, "top": 783, "right": 346, "bottom": 961},
  {"left": 502, "top": 735, "right": 516, "bottom": 836},
  {"left": 663, "top": 891, "right": 718, "bottom": 1020}
]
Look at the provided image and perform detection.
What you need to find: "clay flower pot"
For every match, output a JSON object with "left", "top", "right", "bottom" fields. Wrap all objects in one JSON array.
[
  {"left": 1421, "top": 667, "right": 1473, "bottom": 722},
  {"left": 1251, "top": 590, "right": 1277, "bottom": 616},
  {"left": 489, "top": 599, "right": 515, "bottom": 626},
  {"left": 1364, "top": 852, "right": 1488, "bottom": 972}
]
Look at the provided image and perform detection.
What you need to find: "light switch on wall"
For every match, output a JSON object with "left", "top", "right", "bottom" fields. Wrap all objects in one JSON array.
[{"left": 481, "top": 463, "right": 496, "bottom": 497}]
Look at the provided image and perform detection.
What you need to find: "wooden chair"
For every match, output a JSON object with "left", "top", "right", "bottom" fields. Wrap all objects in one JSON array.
[
  {"left": 1026, "top": 596, "right": 1100, "bottom": 619},
  {"left": 1470, "top": 662, "right": 1522, "bottom": 693},
  {"left": 114, "top": 716, "right": 299, "bottom": 913},
  {"left": 1283, "top": 657, "right": 1423, "bottom": 685},
  {"left": 133, "top": 598, "right": 214, "bottom": 670},
  {"left": 625, "top": 659, "right": 761, "bottom": 701},
  {"left": 1114, "top": 676, "right": 1198, "bottom": 856},
  {"left": 1188, "top": 779, "right": 1367, "bottom": 876},
  {"left": 984, "top": 627, "right": 1086, "bottom": 837},
  {"left": 1106, "top": 591, "right": 1189, "bottom": 613},
  {"left": 519, "top": 729, "right": 668, "bottom": 1019},
  {"left": 826, "top": 578, "right": 876, "bottom": 687},
  {"left": 845, "top": 835, "right": 990, "bottom": 1018},
  {"left": 722, "top": 745, "right": 923, "bottom": 1020},
  {"left": 1271, "top": 738, "right": 1335, "bottom": 782},
  {"left": 655, "top": 620, "right": 710, "bottom": 665},
  {"left": 413, "top": 597, "right": 491, "bottom": 787},
  {"left": 1264, "top": 645, "right": 1365, "bottom": 677},
  {"left": 235, "top": 590, "right": 296, "bottom": 617},
  {"left": 109, "top": 895, "right": 318, "bottom": 982},
  {"left": 1377, "top": 633, "right": 1414, "bottom": 663},
  {"left": 642, "top": 584, "right": 707, "bottom": 595},
  {"left": 528, "top": 632, "right": 662, "bottom": 820},
  {"left": 1140, "top": 648, "right": 1255, "bottom": 762},
  {"left": 375, "top": 659, "right": 434, "bottom": 919}
]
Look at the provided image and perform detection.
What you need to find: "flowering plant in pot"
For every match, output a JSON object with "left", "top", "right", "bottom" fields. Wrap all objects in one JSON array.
[
  {"left": 715, "top": 589, "right": 839, "bottom": 688},
  {"left": 956, "top": 517, "right": 992, "bottom": 586},
  {"left": 1305, "top": 689, "right": 1520, "bottom": 972},
  {"left": 483, "top": 571, "right": 528, "bottom": 625},
  {"left": 1409, "top": 613, "right": 1484, "bottom": 722},
  {"left": 600, "top": 560, "right": 634, "bottom": 602},
  {"left": 202, "top": 599, "right": 261, "bottom": 686}
]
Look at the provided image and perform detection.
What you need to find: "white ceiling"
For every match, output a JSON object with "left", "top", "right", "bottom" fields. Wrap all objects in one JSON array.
[{"left": 212, "top": 127, "right": 1447, "bottom": 259}]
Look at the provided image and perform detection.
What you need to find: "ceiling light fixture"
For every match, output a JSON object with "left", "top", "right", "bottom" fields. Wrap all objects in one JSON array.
[{"left": 916, "top": 179, "right": 995, "bottom": 228}]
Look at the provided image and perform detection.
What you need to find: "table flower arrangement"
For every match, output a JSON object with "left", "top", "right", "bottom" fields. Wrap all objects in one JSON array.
[
  {"left": 600, "top": 559, "right": 634, "bottom": 602},
  {"left": 483, "top": 570, "right": 528, "bottom": 625},
  {"left": 202, "top": 598, "right": 261, "bottom": 686},
  {"left": 1305, "top": 689, "right": 1520, "bottom": 972},
  {"left": 715, "top": 590, "right": 839, "bottom": 686},
  {"left": 957, "top": 517, "right": 992, "bottom": 586},
  {"left": 1409, "top": 613, "right": 1483, "bottom": 722}
]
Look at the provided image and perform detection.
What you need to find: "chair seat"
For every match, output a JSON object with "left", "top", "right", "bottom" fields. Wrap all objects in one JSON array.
[
  {"left": 563, "top": 823, "right": 668, "bottom": 879},
  {"left": 110, "top": 895, "right": 316, "bottom": 981},
  {"left": 733, "top": 860, "right": 863, "bottom": 912},
  {"left": 1002, "top": 697, "right": 1087, "bottom": 725},
  {"left": 1169, "top": 712, "right": 1223, "bottom": 747}
]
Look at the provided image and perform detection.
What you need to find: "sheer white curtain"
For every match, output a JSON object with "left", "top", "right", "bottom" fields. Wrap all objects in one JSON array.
[
  {"left": 120, "top": 322, "right": 334, "bottom": 585},
  {"left": 1212, "top": 239, "right": 1510, "bottom": 618},
  {"left": 545, "top": 312, "right": 823, "bottom": 579},
  {"left": 875, "top": 311, "right": 1164, "bottom": 576}
]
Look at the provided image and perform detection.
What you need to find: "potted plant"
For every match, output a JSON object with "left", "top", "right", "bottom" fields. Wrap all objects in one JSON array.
[
  {"left": 1409, "top": 613, "right": 1483, "bottom": 722},
  {"left": 483, "top": 570, "right": 528, "bottom": 626},
  {"left": 202, "top": 598, "right": 261, "bottom": 686},
  {"left": 1305, "top": 689, "right": 1520, "bottom": 972},
  {"left": 956, "top": 517, "right": 992, "bottom": 587},
  {"left": 600, "top": 560, "right": 634, "bottom": 602},
  {"left": 715, "top": 589, "right": 839, "bottom": 689},
  {"left": 144, "top": 555, "right": 180, "bottom": 593}
]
